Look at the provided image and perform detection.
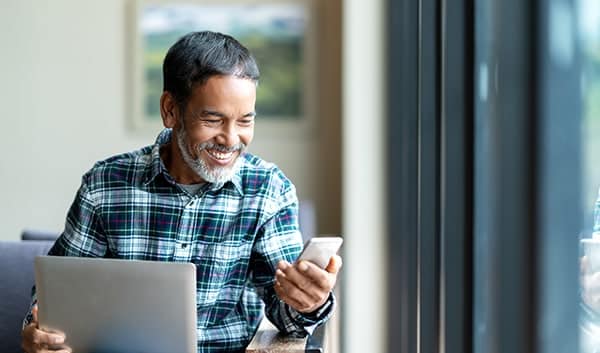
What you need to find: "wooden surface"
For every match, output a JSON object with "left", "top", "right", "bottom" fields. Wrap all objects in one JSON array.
[
  {"left": 246, "top": 319, "right": 308, "bottom": 353},
  {"left": 245, "top": 284, "right": 342, "bottom": 353}
]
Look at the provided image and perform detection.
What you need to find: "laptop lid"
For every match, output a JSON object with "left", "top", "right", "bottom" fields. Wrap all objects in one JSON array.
[{"left": 34, "top": 256, "right": 197, "bottom": 353}]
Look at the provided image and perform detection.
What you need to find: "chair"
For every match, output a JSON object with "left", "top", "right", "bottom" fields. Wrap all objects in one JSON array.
[
  {"left": 0, "top": 240, "right": 54, "bottom": 353},
  {"left": 21, "top": 229, "right": 60, "bottom": 241},
  {"left": 299, "top": 200, "right": 317, "bottom": 243}
]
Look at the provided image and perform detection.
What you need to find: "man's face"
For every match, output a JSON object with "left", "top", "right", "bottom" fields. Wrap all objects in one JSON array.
[{"left": 171, "top": 75, "right": 256, "bottom": 184}]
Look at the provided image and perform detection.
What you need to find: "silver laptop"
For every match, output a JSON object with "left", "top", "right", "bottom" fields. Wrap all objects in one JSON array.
[{"left": 35, "top": 256, "right": 197, "bottom": 353}]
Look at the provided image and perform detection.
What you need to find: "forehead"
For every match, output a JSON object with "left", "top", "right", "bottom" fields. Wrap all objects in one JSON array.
[{"left": 187, "top": 75, "right": 256, "bottom": 108}]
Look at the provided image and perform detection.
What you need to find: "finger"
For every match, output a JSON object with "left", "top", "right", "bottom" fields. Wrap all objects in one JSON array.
[
  {"left": 275, "top": 273, "right": 316, "bottom": 311},
  {"left": 31, "top": 328, "right": 66, "bottom": 346},
  {"left": 325, "top": 255, "right": 343, "bottom": 274},
  {"left": 275, "top": 269, "right": 319, "bottom": 304},
  {"left": 22, "top": 323, "right": 40, "bottom": 353},
  {"left": 280, "top": 262, "right": 323, "bottom": 293},
  {"left": 44, "top": 343, "right": 72, "bottom": 353},
  {"left": 295, "top": 261, "right": 332, "bottom": 291},
  {"left": 276, "top": 265, "right": 331, "bottom": 308},
  {"left": 37, "top": 349, "right": 67, "bottom": 353},
  {"left": 37, "top": 349, "right": 71, "bottom": 353},
  {"left": 274, "top": 280, "right": 306, "bottom": 310},
  {"left": 276, "top": 268, "right": 311, "bottom": 295},
  {"left": 277, "top": 283, "right": 317, "bottom": 313},
  {"left": 277, "top": 260, "right": 291, "bottom": 271},
  {"left": 32, "top": 305, "right": 39, "bottom": 324}
]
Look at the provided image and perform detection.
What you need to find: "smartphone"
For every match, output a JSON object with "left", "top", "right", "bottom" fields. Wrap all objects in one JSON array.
[{"left": 297, "top": 236, "right": 343, "bottom": 269}]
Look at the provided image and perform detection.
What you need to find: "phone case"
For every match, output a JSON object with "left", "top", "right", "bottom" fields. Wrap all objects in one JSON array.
[{"left": 297, "top": 236, "right": 343, "bottom": 268}]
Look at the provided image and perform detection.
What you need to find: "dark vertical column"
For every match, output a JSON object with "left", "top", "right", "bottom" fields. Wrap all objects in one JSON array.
[
  {"left": 418, "top": 0, "right": 441, "bottom": 351},
  {"left": 440, "top": 0, "right": 474, "bottom": 353},
  {"left": 535, "top": 0, "right": 581, "bottom": 352},
  {"left": 473, "top": 0, "right": 537, "bottom": 352},
  {"left": 387, "top": 0, "right": 420, "bottom": 351}
]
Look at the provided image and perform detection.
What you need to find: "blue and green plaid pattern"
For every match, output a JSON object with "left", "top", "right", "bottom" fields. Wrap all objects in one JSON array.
[{"left": 25, "top": 129, "right": 333, "bottom": 352}]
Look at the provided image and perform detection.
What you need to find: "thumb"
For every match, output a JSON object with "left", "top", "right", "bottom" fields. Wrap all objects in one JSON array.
[
  {"left": 32, "top": 305, "right": 39, "bottom": 326},
  {"left": 325, "top": 255, "right": 342, "bottom": 274}
]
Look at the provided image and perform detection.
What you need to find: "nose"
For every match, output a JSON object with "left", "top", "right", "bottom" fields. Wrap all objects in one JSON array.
[{"left": 215, "top": 121, "right": 240, "bottom": 147}]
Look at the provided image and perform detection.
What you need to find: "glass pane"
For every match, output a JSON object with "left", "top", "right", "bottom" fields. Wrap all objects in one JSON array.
[
  {"left": 579, "top": 0, "right": 600, "bottom": 351},
  {"left": 473, "top": 0, "right": 497, "bottom": 351}
]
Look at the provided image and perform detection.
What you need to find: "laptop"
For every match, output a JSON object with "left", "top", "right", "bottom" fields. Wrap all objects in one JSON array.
[{"left": 34, "top": 256, "right": 197, "bottom": 353}]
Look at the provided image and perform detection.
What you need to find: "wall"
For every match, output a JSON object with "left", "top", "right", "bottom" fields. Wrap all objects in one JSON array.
[
  {"left": 0, "top": 0, "right": 385, "bottom": 352},
  {"left": 0, "top": 0, "right": 342, "bottom": 240},
  {"left": 342, "top": 0, "right": 387, "bottom": 352}
]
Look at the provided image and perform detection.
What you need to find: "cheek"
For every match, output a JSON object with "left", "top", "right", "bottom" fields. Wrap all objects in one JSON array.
[
  {"left": 188, "top": 134, "right": 213, "bottom": 153},
  {"left": 186, "top": 139, "right": 205, "bottom": 159},
  {"left": 240, "top": 129, "right": 254, "bottom": 146}
]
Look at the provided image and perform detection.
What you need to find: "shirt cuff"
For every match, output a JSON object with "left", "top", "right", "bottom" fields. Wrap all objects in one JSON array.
[{"left": 287, "top": 291, "right": 336, "bottom": 334}]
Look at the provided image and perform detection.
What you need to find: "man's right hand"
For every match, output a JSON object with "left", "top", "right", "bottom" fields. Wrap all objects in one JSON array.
[{"left": 21, "top": 305, "right": 71, "bottom": 353}]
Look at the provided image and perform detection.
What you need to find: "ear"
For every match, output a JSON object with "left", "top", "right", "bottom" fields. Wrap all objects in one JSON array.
[{"left": 160, "top": 91, "right": 180, "bottom": 129}]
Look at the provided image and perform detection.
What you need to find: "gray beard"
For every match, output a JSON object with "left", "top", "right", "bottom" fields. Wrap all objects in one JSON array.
[{"left": 175, "top": 127, "right": 245, "bottom": 185}]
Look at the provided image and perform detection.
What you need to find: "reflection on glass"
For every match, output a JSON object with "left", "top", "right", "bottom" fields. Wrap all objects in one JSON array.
[{"left": 579, "top": 0, "right": 600, "bottom": 352}]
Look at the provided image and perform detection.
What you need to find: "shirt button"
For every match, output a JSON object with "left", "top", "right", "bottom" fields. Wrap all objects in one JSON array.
[{"left": 181, "top": 243, "right": 188, "bottom": 249}]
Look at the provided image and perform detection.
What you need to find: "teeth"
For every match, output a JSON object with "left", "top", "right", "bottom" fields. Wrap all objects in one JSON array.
[{"left": 207, "top": 149, "right": 234, "bottom": 160}]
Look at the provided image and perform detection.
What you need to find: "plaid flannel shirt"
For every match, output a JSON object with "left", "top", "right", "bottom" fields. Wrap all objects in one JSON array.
[{"left": 24, "top": 129, "right": 334, "bottom": 352}]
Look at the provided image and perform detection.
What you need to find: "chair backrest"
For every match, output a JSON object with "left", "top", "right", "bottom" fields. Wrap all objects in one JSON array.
[
  {"left": 0, "top": 241, "right": 54, "bottom": 353},
  {"left": 299, "top": 200, "right": 317, "bottom": 244},
  {"left": 21, "top": 229, "right": 60, "bottom": 241}
]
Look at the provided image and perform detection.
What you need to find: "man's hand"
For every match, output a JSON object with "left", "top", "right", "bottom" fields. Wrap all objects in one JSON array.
[
  {"left": 22, "top": 305, "right": 71, "bottom": 353},
  {"left": 274, "top": 255, "right": 342, "bottom": 313}
]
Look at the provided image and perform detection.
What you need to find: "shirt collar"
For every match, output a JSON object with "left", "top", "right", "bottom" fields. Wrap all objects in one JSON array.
[{"left": 144, "top": 128, "right": 244, "bottom": 196}]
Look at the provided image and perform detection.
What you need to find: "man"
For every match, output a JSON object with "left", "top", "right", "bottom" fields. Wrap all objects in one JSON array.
[{"left": 21, "top": 31, "right": 341, "bottom": 353}]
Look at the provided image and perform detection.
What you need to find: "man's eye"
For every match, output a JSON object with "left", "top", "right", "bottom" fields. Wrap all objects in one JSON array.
[
  {"left": 239, "top": 119, "right": 254, "bottom": 125},
  {"left": 203, "top": 119, "right": 221, "bottom": 125}
]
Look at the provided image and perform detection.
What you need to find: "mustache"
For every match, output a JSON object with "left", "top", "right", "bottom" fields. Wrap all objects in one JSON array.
[{"left": 197, "top": 142, "right": 246, "bottom": 153}]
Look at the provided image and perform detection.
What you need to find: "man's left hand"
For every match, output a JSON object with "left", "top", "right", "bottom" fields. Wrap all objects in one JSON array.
[{"left": 274, "top": 255, "right": 342, "bottom": 313}]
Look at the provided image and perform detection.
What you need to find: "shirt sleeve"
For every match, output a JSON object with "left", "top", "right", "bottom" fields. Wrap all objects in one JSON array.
[
  {"left": 23, "top": 178, "right": 108, "bottom": 328},
  {"left": 250, "top": 186, "right": 335, "bottom": 337}
]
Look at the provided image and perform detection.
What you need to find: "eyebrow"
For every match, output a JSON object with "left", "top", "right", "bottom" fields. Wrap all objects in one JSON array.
[{"left": 197, "top": 110, "right": 256, "bottom": 119}]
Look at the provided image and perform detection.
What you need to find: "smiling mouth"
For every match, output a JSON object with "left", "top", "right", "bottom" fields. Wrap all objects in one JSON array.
[
  {"left": 206, "top": 149, "right": 235, "bottom": 160},
  {"left": 203, "top": 148, "right": 240, "bottom": 166}
]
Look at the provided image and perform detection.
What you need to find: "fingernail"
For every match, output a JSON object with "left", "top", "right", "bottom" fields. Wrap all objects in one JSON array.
[
  {"left": 53, "top": 336, "right": 65, "bottom": 344},
  {"left": 299, "top": 261, "right": 309, "bottom": 272}
]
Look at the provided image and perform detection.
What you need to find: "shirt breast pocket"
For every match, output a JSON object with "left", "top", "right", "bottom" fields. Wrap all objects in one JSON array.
[{"left": 192, "top": 239, "right": 252, "bottom": 327}]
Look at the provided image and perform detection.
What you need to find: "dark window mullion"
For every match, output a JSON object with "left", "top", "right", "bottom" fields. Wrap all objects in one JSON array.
[
  {"left": 439, "top": 0, "right": 474, "bottom": 353},
  {"left": 534, "top": 0, "right": 580, "bottom": 352},
  {"left": 473, "top": 0, "right": 537, "bottom": 352},
  {"left": 387, "top": 0, "right": 420, "bottom": 351},
  {"left": 418, "top": 0, "right": 441, "bottom": 351}
]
